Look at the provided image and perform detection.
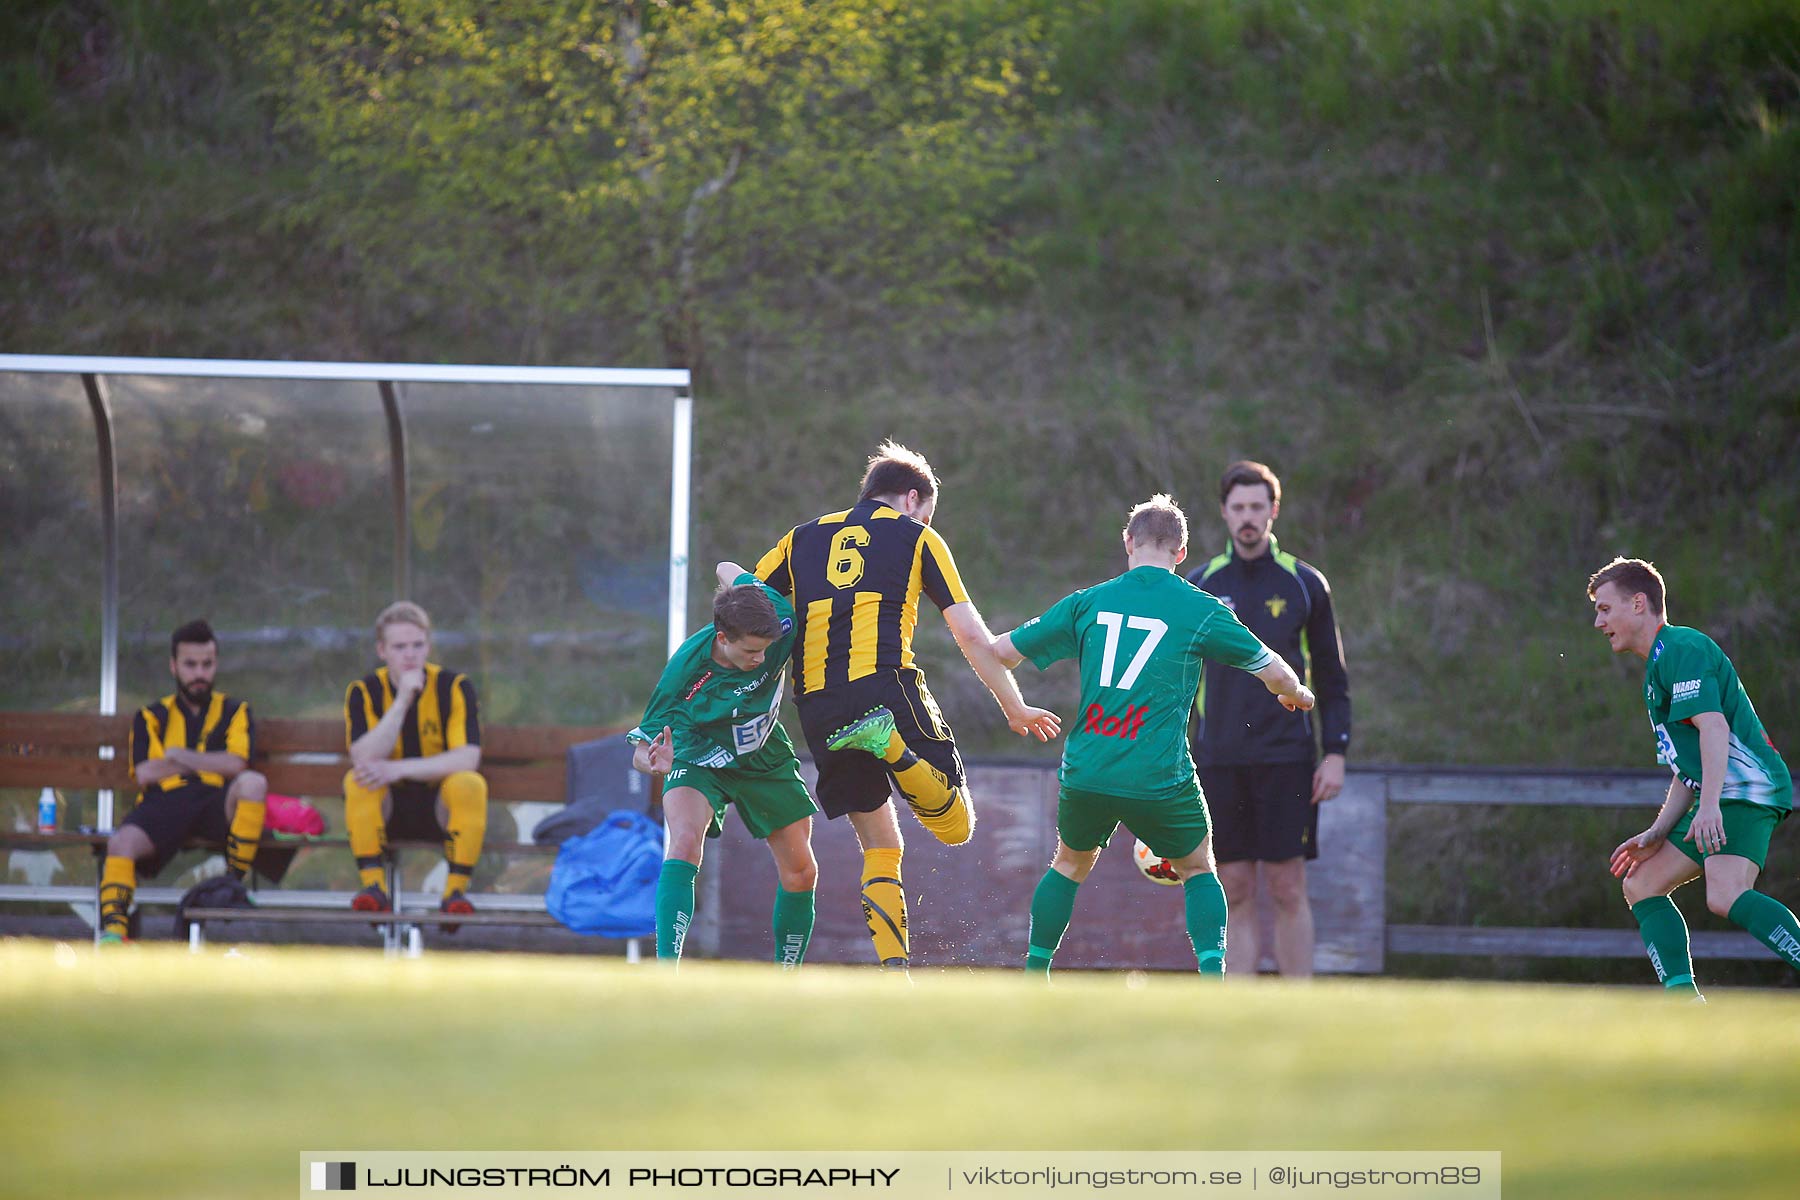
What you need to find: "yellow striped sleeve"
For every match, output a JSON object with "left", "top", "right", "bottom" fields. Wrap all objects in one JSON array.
[
  {"left": 918, "top": 526, "right": 971, "bottom": 608},
  {"left": 901, "top": 534, "right": 927, "bottom": 667},
  {"left": 131, "top": 707, "right": 163, "bottom": 770},
  {"left": 445, "top": 674, "right": 474, "bottom": 748},
  {"left": 224, "top": 700, "right": 252, "bottom": 760},
  {"left": 754, "top": 530, "right": 795, "bottom": 596},
  {"left": 344, "top": 681, "right": 371, "bottom": 750}
]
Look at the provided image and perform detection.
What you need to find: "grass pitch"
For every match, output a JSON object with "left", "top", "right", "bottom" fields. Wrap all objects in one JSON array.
[{"left": 1, "top": 941, "right": 1794, "bottom": 1200}]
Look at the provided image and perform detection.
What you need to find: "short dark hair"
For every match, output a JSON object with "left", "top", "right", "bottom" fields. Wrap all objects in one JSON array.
[
  {"left": 1219, "top": 460, "right": 1281, "bottom": 506},
  {"left": 858, "top": 440, "right": 938, "bottom": 503},
  {"left": 714, "top": 584, "right": 783, "bottom": 642},
  {"left": 1123, "top": 494, "right": 1188, "bottom": 553},
  {"left": 170, "top": 619, "right": 216, "bottom": 658},
  {"left": 1587, "top": 557, "right": 1666, "bottom": 615}
]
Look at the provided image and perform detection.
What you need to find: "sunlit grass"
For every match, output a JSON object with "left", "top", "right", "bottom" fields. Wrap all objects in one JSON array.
[{"left": 1, "top": 941, "right": 1795, "bottom": 1199}]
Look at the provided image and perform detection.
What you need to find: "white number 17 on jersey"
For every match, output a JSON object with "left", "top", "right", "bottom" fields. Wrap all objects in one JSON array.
[{"left": 1095, "top": 612, "right": 1168, "bottom": 689}]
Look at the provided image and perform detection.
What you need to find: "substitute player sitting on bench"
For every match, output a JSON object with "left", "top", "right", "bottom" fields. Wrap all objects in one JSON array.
[
  {"left": 100, "top": 619, "right": 268, "bottom": 944},
  {"left": 343, "top": 601, "right": 487, "bottom": 923}
]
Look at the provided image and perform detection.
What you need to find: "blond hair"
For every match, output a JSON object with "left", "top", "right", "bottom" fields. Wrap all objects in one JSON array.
[
  {"left": 1123, "top": 494, "right": 1188, "bottom": 553},
  {"left": 375, "top": 600, "right": 432, "bottom": 642}
]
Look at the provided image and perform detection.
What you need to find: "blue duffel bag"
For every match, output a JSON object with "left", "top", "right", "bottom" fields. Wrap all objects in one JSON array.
[{"left": 545, "top": 810, "right": 664, "bottom": 938}]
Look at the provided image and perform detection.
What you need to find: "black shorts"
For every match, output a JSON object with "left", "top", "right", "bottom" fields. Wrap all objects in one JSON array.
[
  {"left": 1198, "top": 761, "right": 1318, "bottom": 864},
  {"left": 795, "top": 668, "right": 965, "bottom": 821},
  {"left": 122, "top": 784, "right": 232, "bottom": 878},
  {"left": 385, "top": 782, "right": 448, "bottom": 842}
]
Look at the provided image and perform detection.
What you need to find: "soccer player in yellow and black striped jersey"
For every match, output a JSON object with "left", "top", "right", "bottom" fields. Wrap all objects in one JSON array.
[
  {"left": 755, "top": 441, "right": 1060, "bottom": 968},
  {"left": 99, "top": 619, "right": 269, "bottom": 944},
  {"left": 342, "top": 601, "right": 487, "bottom": 924}
]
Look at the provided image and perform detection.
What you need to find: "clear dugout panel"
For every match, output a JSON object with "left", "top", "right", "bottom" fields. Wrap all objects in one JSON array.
[
  {"left": 103, "top": 375, "right": 393, "bottom": 720},
  {"left": 0, "top": 372, "right": 104, "bottom": 710},
  {"left": 398, "top": 382, "right": 676, "bottom": 729},
  {"left": 0, "top": 372, "right": 105, "bottom": 843}
]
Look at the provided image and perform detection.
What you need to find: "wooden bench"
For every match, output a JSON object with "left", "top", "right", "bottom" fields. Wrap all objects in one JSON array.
[{"left": 0, "top": 710, "right": 655, "bottom": 954}]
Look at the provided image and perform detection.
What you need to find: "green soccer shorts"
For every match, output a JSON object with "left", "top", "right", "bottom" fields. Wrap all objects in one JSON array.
[
  {"left": 1670, "top": 797, "right": 1787, "bottom": 869},
  {"left": 1057, "top": 779, "right": 1210, "bottom": 861},
  {"left": 664, "top": 735, "right": 818, "bottom": 841}
]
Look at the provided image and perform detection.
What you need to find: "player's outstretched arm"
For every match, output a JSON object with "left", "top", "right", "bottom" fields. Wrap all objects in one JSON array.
[
  {"left": 943, "top": 604, "right": 1060, "bottom": 741},
  {"left": 988, "top": 630, "right": 1060, "bottom": 740},
  {"left": 1610, "top": 777, "right": 1691, "bottom": 877},
  {"left": 1253, "top": 658, "right": 1314, "bottom": 712},
  {"left": 990, "top": 631, "right": 1026, "bottom": 671}
]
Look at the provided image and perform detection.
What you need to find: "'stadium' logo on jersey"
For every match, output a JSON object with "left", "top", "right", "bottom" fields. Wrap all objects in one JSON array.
[
  {"left": 1265, "top": 596, "right": 1288, "bottom": 618},
  {"left": 1672, "top": 679, "right": 1702, "bottom": 703},
  {"left": 1084, "top": 703, "right": 1147, "bottom": 740}
]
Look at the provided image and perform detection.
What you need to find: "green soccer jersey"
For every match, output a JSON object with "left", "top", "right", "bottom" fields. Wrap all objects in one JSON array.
[
  {"left": 1643, "top": 624, "right": 1791, "bottom": 810},
  {"left": 1012, "top": 565, "right": 1277, "bottom": 800},
  {"left": 628, "top": 574, "right": 797, "bottom": 769}
]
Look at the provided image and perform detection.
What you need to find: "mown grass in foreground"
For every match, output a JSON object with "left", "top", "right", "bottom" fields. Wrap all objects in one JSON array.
[{"left": 0, "top": 941, "right": 1795, "bottom": 1200}]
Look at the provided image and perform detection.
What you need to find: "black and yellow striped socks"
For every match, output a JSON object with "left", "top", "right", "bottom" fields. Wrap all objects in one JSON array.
[
  {"left": 860, "top": 847, "right": 908, "bottom": 966},
  {"left": 440, "top": 771, "right": 488, "bottom": 899},
  {"left": 873, "top": 728, "right": 973, "bottom": 846},
  {"left": 343, "top": 772, "right": 388, "bottom": 890},
  {"left": 224, "top": 798, "right": 266, "bottom": 881},
  {"left": 100, "top": 855, "right": 135, "bottom": 939}
]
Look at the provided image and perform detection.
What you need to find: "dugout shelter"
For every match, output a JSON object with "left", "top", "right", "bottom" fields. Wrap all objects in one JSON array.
[{"left": 0, "top": 354, "right": 694, "bottom": 834}]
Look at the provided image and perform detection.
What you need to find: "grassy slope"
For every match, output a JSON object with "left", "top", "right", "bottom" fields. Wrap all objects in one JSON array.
[
  {"left": 1, "top": 944, "right": 1797, "bottom": 1200},
  {"left": 4, "top": 1, "right": 1794, "bottom": 762},
  {"left": 3, "top": 3, "right": 1796, "bottom": 962}
]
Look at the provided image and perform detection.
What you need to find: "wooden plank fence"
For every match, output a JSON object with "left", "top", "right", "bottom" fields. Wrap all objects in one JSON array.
[{"left": 703, "top": 764, "right": 1795, "bottom": 972}]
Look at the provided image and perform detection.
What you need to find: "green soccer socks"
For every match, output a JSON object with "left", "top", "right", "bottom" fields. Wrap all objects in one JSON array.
[
  {"left": 1727, "top": 890, "right": 1800, "bottom": 974},
  {"left": 656, "top": 859, "right": 700, "bottom": 962},
  {"left": 1026, "top": 869, "right": 1080, "bottom": 975},
  {"left": 772, "top": 886, "right": 815, "bottom": 970},
  {"left": 1631, "top": 895, "right": 1698, "bottom": 995},
  {"left": 1184, "top": 871, "right": 1228, "bottom": 976}
]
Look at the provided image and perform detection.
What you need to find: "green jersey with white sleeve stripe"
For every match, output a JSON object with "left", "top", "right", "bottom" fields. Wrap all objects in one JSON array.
[
  {"left": 1012, "top": 565, "right": 1277, "bottom": 801},
  {"left": 628, "top": 574, "right": 796, "bottom": 769},
  {"left": 1643, "top": 624, "right": 1790, "bottom": 810}
]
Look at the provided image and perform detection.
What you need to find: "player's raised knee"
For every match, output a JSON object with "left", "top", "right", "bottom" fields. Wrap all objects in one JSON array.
[{"left": 441, "top": 770, "right": 488, "bottom": 802}]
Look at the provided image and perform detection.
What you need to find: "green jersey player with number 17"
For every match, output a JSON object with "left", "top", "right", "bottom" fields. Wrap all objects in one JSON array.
[
  {"left": 629, "top": 564, "right": 820, "bottom": 967},
  {"left": 991, "top": 496, "right": 1315, "bottom": 976}
]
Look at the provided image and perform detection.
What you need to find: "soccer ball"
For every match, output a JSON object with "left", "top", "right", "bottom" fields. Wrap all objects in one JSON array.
[{"left": 1132, "top": 839, "right": 1181, "bottom": 886}]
